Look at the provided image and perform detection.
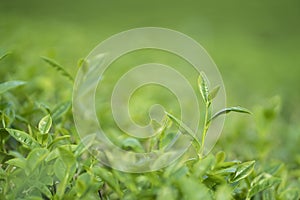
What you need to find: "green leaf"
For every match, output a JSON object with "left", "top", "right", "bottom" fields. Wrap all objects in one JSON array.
[
  {"left": 1, "top": 106, "right": 15, "bottom": 128},
  {"left": 121, "top": 138, "right": 144, "bottom": 153},
  {"left": 208, "top": 85, "right": 220, "bottom": 101},
  {"left": 279, "top": 188, "right": 300, "bottom": 200},
  {"left": 230, "top": 160, "right": 255, "bottom": 183},
  {"left": 92, "top": 166, "right": 123, "bottom": 196},
  {"left": 58, "top": 146, "right": 76, "bottom": 169},
  {"left": 6, "top": 128, "right": 40, "bottom": 148},
  {"left": 51, "top": 101, "right": 71, "bottom": 121},
  {"left": 35, "top": 182, "right": 52, "bottom": 199},
  {"left": 198, "top": 72, "right": 209, "bottom": 103},
  {"left": 0, "top": 81, "right": 26, "bottom": 94},
  {"left": 54, "top": 158, "right": 66, "bottom": 182},
  {"left": 159, "top": 132, "right": 177, "bottom": 150},
  {"left": 157, "top": 186, "right": 177, "bottom": 200},
  {"left": 41, "top": 56, "right": 74, "bottom": 82},
  {"left": 216, "top": 184, "right": 232, "bottom": 200},
  {"left": 6, "top": 157, "right": 26, "bottom": 169},
  {"left": 38, "top": 114, "right": 52, "bottom": 134},
  {"left": 209, "top": 106, "right": 251, "bottom": 122},
  {"left": 48, "top": 135, "right": 71, "bottom": 149},
  {"left": 215, "top": 151, "right": 226, "bottom": 164},
  {"left": 26, "top": 148, "right": 49, "bottom": 174},
  {"left": 0, "top": 52, "right": 11, "bottom": 61},
  {"left": 45, "top": 148, "right": 59, "bottom": 162},
  {"left": 75, "top": 173, "right": 92, "bottom": 197},
  {"left": 192, "top": 154, "right": 215, "bottom": 179},
  {"left": 247, "top": 173, "right": 281, "bottom": 199},
  {"left": 165, "top": 112, "right": 201, "bottom": 151},
  {"left": 177, "top": 176, "right": 213, "bottom": 200},
  {"left": 74, "top": 134, "right": 96, "bottom": 157}
]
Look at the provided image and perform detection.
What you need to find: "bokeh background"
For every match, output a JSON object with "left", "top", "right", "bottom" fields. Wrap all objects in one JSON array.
[{"left": 1, "top": 0, "right": 299, "bottom": 163}]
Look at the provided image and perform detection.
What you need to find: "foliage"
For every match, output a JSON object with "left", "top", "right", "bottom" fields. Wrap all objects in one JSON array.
[{"left": 0, "top": 53, "right": 299, "bottom": 199}]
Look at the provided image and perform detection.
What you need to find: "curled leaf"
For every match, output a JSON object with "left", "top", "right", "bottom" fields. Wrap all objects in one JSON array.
[{"left": 209, "top": 106, "right": 251, "bottom": 122}]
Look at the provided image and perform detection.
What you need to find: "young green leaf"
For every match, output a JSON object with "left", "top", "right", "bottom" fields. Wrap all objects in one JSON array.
[
  {"left": 6, "top": 157, "right": 26, "bottom": 169},
  {"left": 209, "top": 106, "right": 251, "bottom": 122},
  {"left": 38, "top": 114, "right": 52, "bottom": 134},
  {"left": 41, "top": 56, "right": 74, "bottom": 82},
  {"left": 1, "top": 106, "right": 15, "bottom": 128},
  {"left": 229, "top": 160, "right": 255, "bottom": 183},
  {"left": 51, "top": 101, "right": 71, "bottom": 121},
  {"left": 198, "top": 72, "right": 209, "bottom": 103},
  {"left": 208, "top": 85, "right": 220, "bottom": 101},
  {"left": 48, "top": 135, "right": 71, "bottom": 149},
  {"left": 215, "top": 151, "right": 226, "bottom": 164},
  {"left": 247, "top": 174, "right": 281, "bottom": 199},
  {"left": 0, "top": 81, "right": 26, "bottom": 94},
  {"left": 165, "top": 112, "right": 201, "bottom": 151},
  {"left": 6, "top": 128, "right": 40, "bottom": 148}
]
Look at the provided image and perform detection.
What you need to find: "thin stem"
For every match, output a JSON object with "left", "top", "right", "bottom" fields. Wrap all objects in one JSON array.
[{"left": 200, "top": 102, "right": 210, "bottom": 158}]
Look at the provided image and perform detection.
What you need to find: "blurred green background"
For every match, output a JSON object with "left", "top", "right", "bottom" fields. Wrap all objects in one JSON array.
[
  {"left": 1, "top": 0, "right": 299, "bottom": 161},
  {"left": 1, "top": 0, "right": 299, "bottom": 113}
]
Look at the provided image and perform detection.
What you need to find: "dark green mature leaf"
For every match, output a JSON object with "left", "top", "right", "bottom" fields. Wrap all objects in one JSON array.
[
  {"left": 209, "top": 106, "right": 251, "bottom": 122},
  {"left": 51, "top": 101, "right": 71, "bottom": 121},
  {"left": 38, "top": 114, "right": 52, "bottom": 134},
  {"left": 0, "top": 81, "right": 26, "bottom": 94},
  {"left": 230, "top": 160, "right": 255, "bottom": 183},
  {"left": 198, "top": 72, "right": 209, "bottom": 103},
  {"left": 41, "top": 56, "right": 74, "bottom": 82},
  {"left": 0, "top": 52, "right": 11, "bottom": 61},
  {"left": 6, "top": 128, "right": 40, "bottom": 148}
]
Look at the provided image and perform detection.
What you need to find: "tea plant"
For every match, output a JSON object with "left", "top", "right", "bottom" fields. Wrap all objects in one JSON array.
[{"left": 0, "top": 53, "right": 299, "bottom": 199}]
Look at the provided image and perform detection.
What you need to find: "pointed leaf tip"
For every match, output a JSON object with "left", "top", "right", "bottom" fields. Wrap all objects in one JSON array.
[{"left": 198, "top": 72, "right": 209, "bottom": 103}]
